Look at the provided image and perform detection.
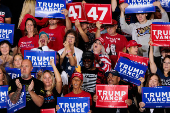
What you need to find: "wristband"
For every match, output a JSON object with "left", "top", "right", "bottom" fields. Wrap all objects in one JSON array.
[{"left": 67, "top": 50, "right": 71, "bottom": 53}]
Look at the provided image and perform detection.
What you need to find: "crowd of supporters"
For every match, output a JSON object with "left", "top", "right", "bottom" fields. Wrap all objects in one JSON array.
[{"left": 0, "top": 0, "right": 170, "bottom": 113}]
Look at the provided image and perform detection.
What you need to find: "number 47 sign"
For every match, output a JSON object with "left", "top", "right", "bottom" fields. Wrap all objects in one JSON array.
[
  {"left": 67, "top": 3, "right": 112, "bottom": 24},
  {"left": 84, "top": 4, "right": 112, "bottom": 24}
]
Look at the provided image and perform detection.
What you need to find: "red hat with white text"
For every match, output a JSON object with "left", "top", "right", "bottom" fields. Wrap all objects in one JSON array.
[
  {"left": 95, "top": 37, "right": 105, "bottom": 46},
  {"left": 71, "top": 72, "right": 83, "bottom": 81}
]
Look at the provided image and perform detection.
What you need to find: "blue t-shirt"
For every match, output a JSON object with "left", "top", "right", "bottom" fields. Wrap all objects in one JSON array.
[
  {"left": 156, "top": 68, "right": 170, "bottom": 86},
  {"left": 0, "top": 4, "right": 12, "bottom": 23}
]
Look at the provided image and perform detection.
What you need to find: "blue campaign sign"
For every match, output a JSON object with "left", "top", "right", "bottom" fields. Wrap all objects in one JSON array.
[
  {"left": 0, "top": 23, "right": 14, "bottom": 44},
  {"left": 5, "top": 67, "right": 21, "bottom": 79},
  {"left": 0, "top": 85, "right": 8, "bottom": 109},
  {"left": 114, "top": 57, "right": 148, "bottom": 86},
  {"left": 152, "top": 22, "right": 170, "bottom": 24},
  {"left": 57, "top": 97, "right": 90, "bottom": 113},
  {"left": 66, "top": 0, "right": 72, "bottom": 3},
  {"left": 142, "top": 86, "right": 170, "bottom": 108},
  {"left": 125, "top": 0, "right": 155, "bottom": 13},
  {"left": 24, "top": 50, "right": 56, "bottom": 72},
  {"left": 159, "top": 0, "right": 170, "bottom": 12},
  {"left": 7, "top": 86, "right": 26, "bottom": 113},
  {"left": 35, "top": 0, "right": 66, "bottom": 18}
]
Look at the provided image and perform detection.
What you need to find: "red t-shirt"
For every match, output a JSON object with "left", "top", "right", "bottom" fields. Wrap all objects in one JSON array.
[
  {"left": 101, "top": 33, "right": 128, "bottom": 68},
  {"left": 20, "top": 14, "right": 48, "bottom": 36},
  {"left": 18, "top": 35, "right": 39, "bottom": 56},
  {"left": 64, "top": 91, "right": 92, "bottom": 106},
  {"left": 40, "top": 25, "right": 66, "bottom": 51}
]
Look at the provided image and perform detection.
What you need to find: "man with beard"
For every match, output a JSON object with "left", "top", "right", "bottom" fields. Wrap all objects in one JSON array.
[
  {"left": 75, "top": 20, "right": 95, "bottom": 51},
  {"left": 31, "top": 31, "right": 54, "bottom": 51},
  {"left": 8, "top": 59, "right": 45, "bottom": 113},
  {"left": 39, "top": 9, "right": 71, "bottom": 51}
]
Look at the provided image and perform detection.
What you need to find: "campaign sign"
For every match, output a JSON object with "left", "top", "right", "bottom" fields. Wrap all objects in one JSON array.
[
  {"left": 66, "top": 0, "right": 72, "bottom": 3},
  {"left": 118, "top": 52, "right": 149, "bottom": 66},
  {"left": 24, "top": 51, "right": 56, "bottom": 72},
  {"left": 0, "top": 23, "right": 14, "bottom": 44},
  {"left": 96, "top": 85, "right": 128, "bottom": 108},
  {"left": 159, "top": 0, "right": 170, "bottom": 12},
  {"left": 7, "top": 86, "right": 26, "bottom": 113},
  {"left": 114, "top": 57, "right": 148, "bottom": 86},
  {"left": 67, "top": 2, "right": 87, "bottom": 23},
  {"left": 35, "top": 0, "right": 66, "bottom": 18},
  {"left": 0, "top": 85, "right": 8, "bottom": 109},
  {"left": 5, "top": 67, "right": 21, "bottom": 79},
  {"left": 84, "top": 4, "right": 112, "bottom": 24},
  {"left": 151, "top": 22, "right": 170, "bottom": 46},
  {"left": 57, "top": 97, "right": 90, "bottom": 113},
  {"left": 142, "top": 86, "right": 170, "bottom": 108},
  {"left": 125, "top": 0, "right": 155, "bottom": 14}
]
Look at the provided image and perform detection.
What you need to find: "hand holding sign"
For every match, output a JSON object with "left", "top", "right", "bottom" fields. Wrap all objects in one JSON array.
[
  {"left": 93, "top": 94, "right": 98, "bottom": 102},
  {"left": 153, "top": 1, "right": 162, "bottom": 8},
  {"left": 50, "top": 59, "right": 55, "bottom": 67},
  {"left": 75, "top": 19, "right": 81, "bottom": 28},
  {"left": 28, "top": 80, "right": 34, "bottom": 92},
  {"left": 96, "top": 21, "right": 102, "bottom": 29},
  {"left": 119, "top": 3, "right": 129, "bottom": 12},
  {"left": 61, "top": 9, "right": 69, "bottom": 17},
  {"left": 139, "top": 102, "right": 145, "bottom": 112},
  {"left": 125, "top": 99, "right": 132, "bottom": 106},
  {"left": 16, "top": 79, "right": 22, "bottom": 91}
]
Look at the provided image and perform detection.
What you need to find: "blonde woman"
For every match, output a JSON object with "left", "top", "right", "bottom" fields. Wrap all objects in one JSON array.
[
  {"left": 18, "top": 0, "right": 48, "bottom": 36},
  {"left": 40, "top": 59, "right": 62, "bottom": 109}
]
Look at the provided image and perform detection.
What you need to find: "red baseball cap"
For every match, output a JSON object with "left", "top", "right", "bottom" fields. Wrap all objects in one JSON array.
[
  {"left": 161, "top": 47, "right": 170, "bottom": 52},
  {"left": 95, "top": 37, "right": 105, "bottom": 46},
  {"left": 105, "top": 19, "right": 118, "bottom": 28},
  {"left": 71, "top": 72, "right": 83, "bottom": 81},
  {"left": 126, "top": 40, "right": 142, "bottom": 49},
  {"left": 111, "top": 19, "right": 118, "bottom": 25}
]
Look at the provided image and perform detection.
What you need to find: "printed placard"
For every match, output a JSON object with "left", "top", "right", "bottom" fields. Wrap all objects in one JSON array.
[
  {"left": 114, "top": 57, "right": 148, "bottom": 86},
  {"left": 142, "top": 86, "right": 170, "bottom": 108},
  {"left": 159, "top": 0, "right": 170, "bottom": 12},
  {"left": 96, "top": 85, "right": 128, "bottom": 108},
  {"left": 84, "top": 3, "right": 112, "bottom": 24},
  {"left": 118, "top": 52, "right": 149, "bottom": 66},
  {"left": 151, "top": 22, "right": 170, "bottom": 46},
  {"left": 7, "top": 86, "right": 26, "bottom": 113},
  {"left": 24, "top": 51, "right": 56, "bottom": 72},
  {"left": 57, "top": 97, "right": 90, "bottom": 113},
  {"left": 67, "top": 2, "right": 87, "bottom": 23},
  {"left": 0, "top": 85, "right": 8, "bottom": 109},
  {"left": 0, "top": 23, "right": 14, "bottom": 44},
  {"left": 125, "top": 0, "right": 155, "bottom": 13},
  {"left": 35, "top": 0, "right": 66, "bottom": 18}
]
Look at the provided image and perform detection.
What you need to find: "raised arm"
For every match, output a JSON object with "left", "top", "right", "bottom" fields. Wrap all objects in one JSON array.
[
  {"left": 111, "top": 0, "right": 117, "bottom": 12},
  {"left": 95, "top": 21, "right": 102, "bottom": 38},
  {"left": 149, "top": 40, "right": 157, "bottom": 73},
  {"left": 50, "top": 59, "right": 62, "bottom": 94},
  {"left": 119, "top": 3, "right": 133, "bottom": 35},
  {"left": 75, "top": 19, "right": 89, "bottom": 42},
  {"left": 61, "top": 9, "right": 72, "bottom": 32},
  {"left": 153, "top": 1, "right": 169, "bottom": 22}
]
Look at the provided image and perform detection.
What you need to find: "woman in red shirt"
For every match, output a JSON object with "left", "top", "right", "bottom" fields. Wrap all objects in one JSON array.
[
  {"left": 18, "top": 18, "right": 39, "bottom": 56},
  {"left": 18, "top": 0, "right": 48, "bottom": 36}
]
